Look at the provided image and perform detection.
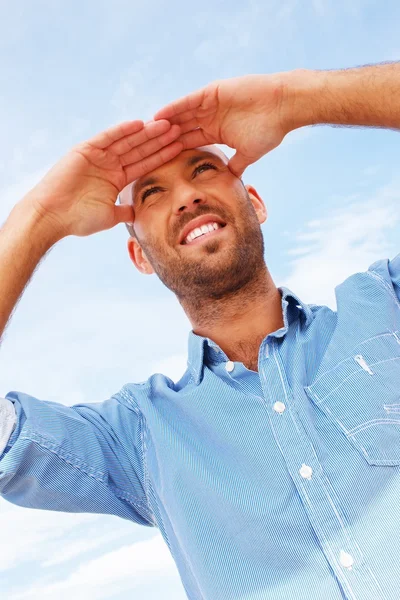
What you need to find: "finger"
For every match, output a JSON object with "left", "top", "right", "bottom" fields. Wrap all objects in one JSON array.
[
  {"left": 114, "top": 203, "right": 135, "bottom": 225},
  {"left": 228, "top": 152, "right": 250, "bottom": 178},
  {"left": 167, "top": 109, "right": 199, "bottom": 126},
  {"left": 120, "top": 124, "right": 181, "bottom": 166},
  {"left": 109, "top": 119, "right": 172, "bottom": 155},
  {"left": 88, "top": 120, "right": 144, "bottom": 150},
  {"left": 124, "top": 140, "right": 183, "bottom": 182},
  {"left": 178, "top": 118, "right": 201, "bottom": 135},
  {"left": 154, "top": 88, "right": 206, "bottom": 120},
  {"left": 177, "top": 129, "right": 214, "bottom": 150}
]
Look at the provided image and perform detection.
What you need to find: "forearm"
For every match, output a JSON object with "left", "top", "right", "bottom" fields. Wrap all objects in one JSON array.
[
  {"left": 282, "top": 61, "right": 400, "bottom": 132},
  {"left": 0, "top": 197, "right": 62, "bottom": 344}
]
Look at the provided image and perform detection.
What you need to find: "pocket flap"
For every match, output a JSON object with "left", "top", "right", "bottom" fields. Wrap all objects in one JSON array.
[{"left": 305, "top": 332, "right": 400, "bottom": 466}]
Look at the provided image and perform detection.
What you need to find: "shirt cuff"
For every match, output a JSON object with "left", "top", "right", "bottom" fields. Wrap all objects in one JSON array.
[{"left": 0, "top": 398, "right": 17, "bottom": 456}]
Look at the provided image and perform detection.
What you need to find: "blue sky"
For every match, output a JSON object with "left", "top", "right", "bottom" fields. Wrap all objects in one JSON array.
[{"left": 0, "top": 0, "right": 399, "bottom": 598}]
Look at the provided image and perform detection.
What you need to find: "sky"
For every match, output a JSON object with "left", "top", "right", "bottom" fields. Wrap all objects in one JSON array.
[{"left": 0, "top": 0, "right": 399, "bottom": 598}]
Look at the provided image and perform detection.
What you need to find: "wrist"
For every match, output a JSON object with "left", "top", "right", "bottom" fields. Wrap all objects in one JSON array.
[
  {"left": 279, "top": 68, "right": 330, "bottom": 133},
  {"left": 10, "top": 196, "right": 66, "bottom": 249}
]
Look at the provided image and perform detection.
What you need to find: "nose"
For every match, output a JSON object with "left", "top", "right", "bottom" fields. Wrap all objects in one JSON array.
[{"left": 171, "top": 183, "right": 208, "bottom": 214}]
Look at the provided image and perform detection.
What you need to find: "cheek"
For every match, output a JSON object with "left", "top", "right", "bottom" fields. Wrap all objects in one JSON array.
[
  {"left": 134, "top": 214, "right": 169, "bottom": 252},
  {"left": 132, "top": 218, "right": 145, "bottom": 239},
  {"left": 133, "top": 210, "right": 157, "bottom": 237}
]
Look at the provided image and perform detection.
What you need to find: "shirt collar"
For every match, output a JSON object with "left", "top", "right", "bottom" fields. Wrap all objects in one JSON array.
[{"left": 187, "top": 286, "right": 314, "bottom": 385}]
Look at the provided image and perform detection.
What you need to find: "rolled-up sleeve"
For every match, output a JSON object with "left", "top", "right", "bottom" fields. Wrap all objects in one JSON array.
[
  {"left": 0, "top": 389, "right": 154, "bottom": 527},
  {"left": 0, "top": 398, "right": 17, "bottom": 455}
]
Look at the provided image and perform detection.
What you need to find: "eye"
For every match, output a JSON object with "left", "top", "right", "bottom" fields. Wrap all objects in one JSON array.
[
  {"left": 193, "top": 161, "right": 217, "bottom": 177},
  {"left": 141, "top": 186, "right": 163, "bottom": 203}
]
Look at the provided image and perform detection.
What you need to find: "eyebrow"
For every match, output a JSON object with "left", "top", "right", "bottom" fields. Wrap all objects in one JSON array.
[{"left": 133, "top": 153, "right": 224, "bottom": 203}]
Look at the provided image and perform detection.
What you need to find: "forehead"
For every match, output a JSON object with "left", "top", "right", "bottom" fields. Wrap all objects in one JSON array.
[{"left": 119, "top": 145, "right": 229, "bottom": 206}]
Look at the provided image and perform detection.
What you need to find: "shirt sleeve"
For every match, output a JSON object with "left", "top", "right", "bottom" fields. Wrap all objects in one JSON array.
[
  {"left": 368, "top": 252, "right": 400, "bottom": 304},
  {"left": 0, "top": 389, "right": 154, "bottom": 527},
  {"left": 0, "top": 398, "right": 17, "bottom": 455}
]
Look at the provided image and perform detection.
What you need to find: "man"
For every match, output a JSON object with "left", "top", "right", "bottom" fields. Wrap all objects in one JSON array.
[{"left": 0, "top": 62, "right": 399, "bottom": 600}]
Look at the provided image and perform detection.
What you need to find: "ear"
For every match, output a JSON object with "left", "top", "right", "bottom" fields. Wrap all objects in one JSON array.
[
  {"left": 245, "top": 184, "right": 267, "bottom": 225},
  {"left": 127, "top": 237, "right": 155, "bottom": 275}
]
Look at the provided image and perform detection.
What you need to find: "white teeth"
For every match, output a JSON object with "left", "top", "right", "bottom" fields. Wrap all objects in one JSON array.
[{"left": 184, "top": 221, "right": 222, "bottom": 244}]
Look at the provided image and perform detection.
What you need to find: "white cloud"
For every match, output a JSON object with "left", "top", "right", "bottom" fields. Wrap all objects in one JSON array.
[
  {"left": 150, "top": 353, "right": 188, "bottom": 382},
  {"left": 40, "top": 527, "right": 130, "bottom": 568},
  {"left": 7, "top": 533, "right": 182, "bottom": 600},
  {"left": 0, "top": 504, "right": 100, "bottom": 572},
  {"left": 1, "top": 292, "right": 190, "bottom": 403},
  {"left": 283, "top": 179, "right": 400, "bottom": 307}
]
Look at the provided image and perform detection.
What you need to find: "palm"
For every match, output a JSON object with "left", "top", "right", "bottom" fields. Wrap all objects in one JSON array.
[
  {"left": 154, "top": 75, "right": 287, "bottom": 176},
  {"left": 31, "top": 146, "right": 128, "bottom": 236},
  {"left": 25, "top": 119, "right": 183, "bottom": 238}
]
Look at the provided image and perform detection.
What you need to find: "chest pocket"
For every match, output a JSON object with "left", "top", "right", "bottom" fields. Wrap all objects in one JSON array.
[{"left": 305, "top": 332, "right": 400, "bottom": 466}]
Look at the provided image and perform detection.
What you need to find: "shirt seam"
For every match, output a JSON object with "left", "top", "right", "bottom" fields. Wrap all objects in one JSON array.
[
  {"left": 20, "top": 425, "right": 152, "bottom": 518},
  {"left": 118, "top": 387, "right": 157, "bottom": 525},
  {"left": 367, "top": 268, "right": 400, "bottom": 309},
  {"left": 308, "top": 353, "right": 400, "bottom": 402}
]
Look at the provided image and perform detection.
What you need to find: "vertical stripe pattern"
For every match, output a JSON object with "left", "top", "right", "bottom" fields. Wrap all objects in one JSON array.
[{"left": 2, "top": 254, "right": 400, "bottom": 599}]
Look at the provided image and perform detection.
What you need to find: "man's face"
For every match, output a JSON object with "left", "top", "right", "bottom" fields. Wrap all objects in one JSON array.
[{"left": 127, "top": 145, "right": 267, "bottom": 301}]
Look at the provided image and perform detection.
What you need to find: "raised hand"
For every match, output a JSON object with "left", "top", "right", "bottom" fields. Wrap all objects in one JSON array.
[
  {"left": 154, "top": 74, "right": 291, "bottom": 178},
  {"left": 23, "top": 119, "right": 182, "bottom": 238}
]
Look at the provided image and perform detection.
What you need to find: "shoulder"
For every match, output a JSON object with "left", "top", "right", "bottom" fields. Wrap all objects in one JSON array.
[
  {"left": 333, "top": 253, "right": 400, "bottom": 308},
  {"left": 116, "top": 366, "right": 193, "bottom": 408}
]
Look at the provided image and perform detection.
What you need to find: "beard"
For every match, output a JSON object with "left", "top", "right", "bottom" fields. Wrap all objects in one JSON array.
[{"left": 136, "top": 187, "right": 266, "bottom": 302}]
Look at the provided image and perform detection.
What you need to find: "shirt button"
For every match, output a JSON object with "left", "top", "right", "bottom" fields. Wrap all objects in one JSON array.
[
  {"left": 339, "top": 550, "right": 354, "bottom": 569},
  {"left": 299, "top": 464, "right": 313, "bottom": 479},
  {"left": 273, "top": 401, "right": 286, "bottom": 413},
  {"left": 225, "top": 361, "right": 235, "bottom": 372}
]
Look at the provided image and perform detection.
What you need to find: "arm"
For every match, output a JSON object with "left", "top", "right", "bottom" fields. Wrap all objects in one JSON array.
[
  {"left": 0, "top": 199, "right": 63, "bottom": 462},
  {"left": 0, "top": 199, "right": 61, "bottom": 345},
  {"left": 0, "top": 118, "right": 181, "bottom": 344},
  {"left": 0, "top": 119, "right": 182, "bottom": 518},
  {"left": 154, "top": 60, "right": 400, "bottom": 176},
  {"left": 283, "top": 61, "right": 400, "bottom": 132},
  {"left": 1, "top": 389, "right": 153, "bottom": 525},
  {"left": 0, "top": 214, "right": 151, "bottom": 523},
  {"left": 0, "top": 207, "right": 151, "bottom": 522}
]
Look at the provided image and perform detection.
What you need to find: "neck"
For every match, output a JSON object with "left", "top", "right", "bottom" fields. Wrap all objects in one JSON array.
[{"left": 180, "top": 267, "right": 284, "bottom": 372}]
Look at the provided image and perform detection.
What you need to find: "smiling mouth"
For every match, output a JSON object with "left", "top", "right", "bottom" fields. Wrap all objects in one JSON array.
[{"left": 180, "top": 223, "right": 227, "bottom": 246}]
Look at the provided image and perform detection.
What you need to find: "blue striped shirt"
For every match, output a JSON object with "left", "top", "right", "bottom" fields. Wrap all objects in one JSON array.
[{"left": 2, "top": 254, "right": 400, "bottom": 599}]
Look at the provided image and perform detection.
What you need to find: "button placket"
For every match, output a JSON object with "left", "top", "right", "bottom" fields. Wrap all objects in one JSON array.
[
  {"left": 259, "top": 343, "right": 384, "bottom": 599},
  {"left": 299, "top": 464, "right": 313, "bottom": 480},
  {"left": 339, "top": 550, "right": 354, "bottom": 570}
]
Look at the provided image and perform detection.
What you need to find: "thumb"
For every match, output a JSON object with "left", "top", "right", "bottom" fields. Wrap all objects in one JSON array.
[
  {"left": 114, "top": 203, "right": 135, "bottom": 226},
  {"left": 228, "top": 151, "right": 250, "bottom": 178}
]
